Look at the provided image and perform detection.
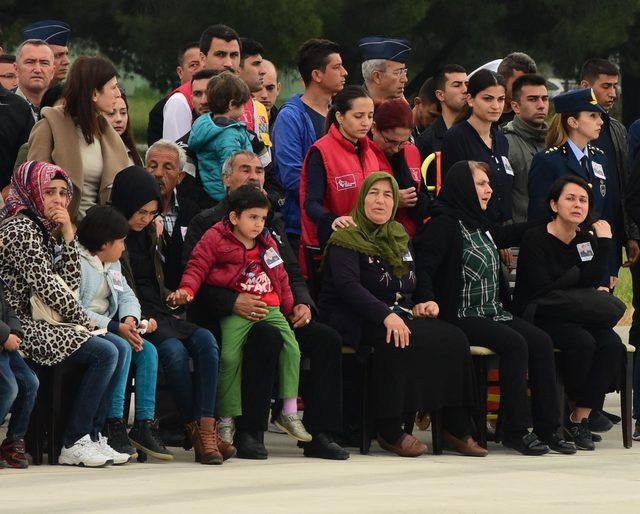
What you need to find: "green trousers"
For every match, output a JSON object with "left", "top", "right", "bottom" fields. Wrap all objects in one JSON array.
[{"left": 217, "top": 307, "right": 301, "bottom": 417}]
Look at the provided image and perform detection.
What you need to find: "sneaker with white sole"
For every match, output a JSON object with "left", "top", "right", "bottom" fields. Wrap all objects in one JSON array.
[
  {"left": 59, "top": 434, "right": 112, "bottom": 467},
  {"left": 95, "top": 433, "right": 130, "bottom": 465},
  {"left": 274, "top": 413, "right": 313, "bottom": 442}
]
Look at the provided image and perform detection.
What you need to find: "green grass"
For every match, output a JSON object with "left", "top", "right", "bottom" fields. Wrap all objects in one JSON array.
[{"left": 127, "top": 85, "right": 163, "bottom": 145}]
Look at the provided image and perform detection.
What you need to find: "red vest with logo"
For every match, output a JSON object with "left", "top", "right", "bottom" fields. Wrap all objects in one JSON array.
[
  {"left": 371, "top": 142, "right": 422, "bottom": 237},
  {"left": 168, "top": 82, "right": 194, "bottom": 111},
  {"left": 300, "top": 124, "right": 383, "bottom": 249}
]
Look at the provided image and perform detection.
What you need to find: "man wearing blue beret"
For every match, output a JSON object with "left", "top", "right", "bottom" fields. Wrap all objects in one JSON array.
[
  {"left": 22, "top": 20, "right": 71, "bottom": 107},
  {"left": 358, "top": 36, "right": 411, "bottom": 103}
]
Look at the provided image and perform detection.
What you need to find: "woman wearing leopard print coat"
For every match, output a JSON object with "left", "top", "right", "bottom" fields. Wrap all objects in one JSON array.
[{"left": 0, "top": 161, "right": 130, "bottom": 468}]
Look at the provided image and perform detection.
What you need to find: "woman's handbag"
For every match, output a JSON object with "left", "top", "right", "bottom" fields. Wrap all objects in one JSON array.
[
  {"left": 30, "top": 274, "right": 106, "bottom": 334},
  {"left": 524, "top": 287, "right": 626, "bottom": 328}
]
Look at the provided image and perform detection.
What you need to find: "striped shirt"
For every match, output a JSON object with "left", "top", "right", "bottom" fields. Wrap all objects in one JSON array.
[{"left": 457, "top": 221, "right": 512, "bottom": 321}]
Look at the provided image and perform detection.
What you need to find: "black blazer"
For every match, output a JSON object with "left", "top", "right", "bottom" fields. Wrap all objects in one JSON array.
[{"left": 413, "top": 215, "right": 533, "bottom": 321}]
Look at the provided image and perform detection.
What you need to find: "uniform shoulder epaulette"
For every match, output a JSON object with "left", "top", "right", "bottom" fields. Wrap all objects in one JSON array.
[
  {"left": 545, "top": 146, "right": 559, "bottom": 154},
  {"left": 588, "top": 143, "right": 604, "bottom": 154}
]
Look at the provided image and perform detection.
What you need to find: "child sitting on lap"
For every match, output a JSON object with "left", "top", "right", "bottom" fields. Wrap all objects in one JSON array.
[{"left": 170, "top": 185, "right": 311, "bottom": 445}]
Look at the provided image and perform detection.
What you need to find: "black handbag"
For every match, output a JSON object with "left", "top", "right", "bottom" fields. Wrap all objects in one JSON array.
[
  {"left": 528, "top": 288, "right": 626, "bottom": 328},
  {"left": 523, "top": 266, "right": 626, "bottom": 328}
]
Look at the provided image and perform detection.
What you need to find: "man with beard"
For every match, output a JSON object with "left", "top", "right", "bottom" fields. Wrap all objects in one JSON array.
[{"left": 162, "top": 25, "right": 240, "bottom": 141}]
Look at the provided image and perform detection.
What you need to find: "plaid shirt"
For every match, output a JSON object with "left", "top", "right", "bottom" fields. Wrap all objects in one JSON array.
[
  {"left": 160, "top": 190, "right": 179, "bottom": 238},
  {"left": 457, "top": 221, "right": 512, "bottom": 321}
]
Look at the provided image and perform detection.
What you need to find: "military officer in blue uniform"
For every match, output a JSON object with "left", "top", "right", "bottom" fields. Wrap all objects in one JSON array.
[{"left": 528, "top": 88, "right": 621, "bottom": 287}]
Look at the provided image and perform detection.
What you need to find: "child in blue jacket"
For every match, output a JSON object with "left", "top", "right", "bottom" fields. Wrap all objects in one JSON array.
[
  {"left": 77, "top": 206, "right": 172, "bottom": 461},
  {"left": 189, "top": 71, "right": 252, "bottom": 202}
]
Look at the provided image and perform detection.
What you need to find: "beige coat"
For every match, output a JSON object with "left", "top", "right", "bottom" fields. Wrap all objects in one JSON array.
[{"left": 27, "top": 106, "right": 130, "bottom": 220}]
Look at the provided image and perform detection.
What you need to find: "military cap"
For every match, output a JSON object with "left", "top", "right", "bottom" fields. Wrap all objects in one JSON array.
[
  {"left": 21, "top": 20, "right": 71, "bottom": 46},
  {"left": 553, "top": 88, "right": 605, "bottom": 114},
  {"left": 358, "top": 36, "right": 411, "bottom": 63}
]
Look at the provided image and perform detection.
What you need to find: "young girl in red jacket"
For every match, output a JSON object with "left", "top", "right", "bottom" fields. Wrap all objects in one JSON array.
[{"left": 170, "top": 184, "right": 312, "bottom": 446}]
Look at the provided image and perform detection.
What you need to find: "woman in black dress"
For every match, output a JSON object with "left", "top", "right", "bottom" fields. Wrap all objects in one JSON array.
[
  {"left": 320, "top": 171, "right": 484, "bottom": 458},
  {"left": 513, "top": 175, "right": 626, "bottom": 450},
  {"left": 414, "top": 160, "right": 576, "bottom": 456}
]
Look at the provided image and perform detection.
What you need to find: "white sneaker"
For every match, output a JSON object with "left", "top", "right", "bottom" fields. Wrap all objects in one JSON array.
[
  {"left": 59, "top": 434, "right": 112, "bottom": 467},
  {"left": 95, "top": 433, "right": 130, "bottom": 465}
]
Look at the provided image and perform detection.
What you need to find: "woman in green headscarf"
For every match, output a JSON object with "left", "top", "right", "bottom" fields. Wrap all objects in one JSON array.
[{"left": 319, "top": 172, "right": 484, "bottom": 458}]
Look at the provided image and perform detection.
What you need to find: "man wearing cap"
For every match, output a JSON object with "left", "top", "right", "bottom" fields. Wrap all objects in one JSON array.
[
  {"left": 21, "top": 20, "right": 71, "bottom": 108},
  {"left": 12, "top": 39, "right": 54, "bottom": 121},
  {"left": 358, "top": 36, "right": 411, "bottom": 103}
]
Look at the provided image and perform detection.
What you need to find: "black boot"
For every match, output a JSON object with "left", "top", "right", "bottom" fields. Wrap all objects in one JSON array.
[
  {"left": 235, "top": 431, "right": 268, "bottom": 460},
  {"left": 104, "top": 418, "right": 137, "bottom": 457},
  {"left": 129, "top": 419, "right": 174, "bottom": 461},
  {"left": 300, "top": 433, "right": 350, "bottom": 460}
]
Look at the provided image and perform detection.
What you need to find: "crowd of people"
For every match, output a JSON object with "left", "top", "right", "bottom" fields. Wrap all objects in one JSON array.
[{"left": 1, "top": 18, "right": 640, "bottom": 470}]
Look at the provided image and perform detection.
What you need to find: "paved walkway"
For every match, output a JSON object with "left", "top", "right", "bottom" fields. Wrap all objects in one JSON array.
[{"left": 1, "top": 328, "right": 638, "bottom": 513}]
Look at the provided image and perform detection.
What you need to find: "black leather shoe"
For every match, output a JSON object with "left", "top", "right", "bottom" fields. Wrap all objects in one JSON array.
[
  {"left": 564, "top": 419, "right": 595, "bottom": 451},
  {"left": 235, "top": 431, "right": 268, "bottom": 460},
  {"left": 591, "top": 432, "right": 602, "bottom": 442},
  {"left": 588, "top": 410, "right": 614, "bottom": 432},
  {"left": 301, "top": 433, "right": 350, "bottom": 460},
  {"left": 601, "top": 410, "right": 621, "bottom": 424},
  {"left": 503, "top": 432, "right": 549, "bottom": 456},
  {"left": 539, "top": 431, "right": 576, "bottom": 455}
]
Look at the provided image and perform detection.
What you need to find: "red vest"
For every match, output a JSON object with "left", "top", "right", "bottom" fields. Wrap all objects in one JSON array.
[
  {"left": 300, "top": 124, "right": 383, "bottom": 249},
  {"left": 371, "top": 142, "right": 422, "bottom": 237},
  {"left": 168, "top": 82, "right": 194, "bottom": 111}
]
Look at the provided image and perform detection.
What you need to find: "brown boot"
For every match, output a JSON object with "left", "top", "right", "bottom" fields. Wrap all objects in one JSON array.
[
  {"left": 198, "top": 417, "right": 223, "bottom": 465},
  {"left": 218, "top": 439, "right": 237, "bottom": 461},
  {"left": 185, "top": 421, "right": 204, "bottom": 463}
]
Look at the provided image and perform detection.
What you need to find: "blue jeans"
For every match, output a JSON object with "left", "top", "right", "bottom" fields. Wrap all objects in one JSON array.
[
  {"left": 63, "top": 336, "right": 127, "bottom": 446},
  {"left": 0, "top": 349, "right": 39, "bottom": 440},
  {"left": 156, "top": 328, "right": 219, "bottom": 421},
  {"left": 102, "top": 332, "right": 158, "bottom": 421}
]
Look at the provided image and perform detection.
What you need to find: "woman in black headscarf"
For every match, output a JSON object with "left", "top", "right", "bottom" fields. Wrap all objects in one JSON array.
[
  {"left": 414, "top": 160, "right": 574, "bottom": 456},
  {"left": 110, "top": 166, "right": 230, "bottom": 465}
]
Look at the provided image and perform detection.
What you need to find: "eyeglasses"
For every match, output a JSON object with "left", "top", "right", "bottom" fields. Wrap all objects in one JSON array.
[
  {"left": 136, "top": 208, "right": 159, "bottom": 219},
  {"left": 381, "top": 132, "right": 410, "bottom": 149},
  {"left": 388, "top": 67, "right": 408, "bottom": 77}
]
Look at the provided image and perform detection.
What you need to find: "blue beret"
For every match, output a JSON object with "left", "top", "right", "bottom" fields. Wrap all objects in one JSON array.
[
  {"left": 22, "top": 20, "right": 71, "bottom": 46},
  {"left": 358, "top": 36, "right": 411, "bottom": 63},
  {"left": 553, "top": 88, "right": 605, "bottom": 114}
]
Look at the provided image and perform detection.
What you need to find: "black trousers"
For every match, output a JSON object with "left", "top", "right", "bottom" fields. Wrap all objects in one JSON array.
[
  {"left": 361, "top": 317, "right": 476, "bottom": 440},
  {"left": 630, "top": 263, "right": 640, "bottom": 346},
  {"left": 236, "top": 319, "right": 343, "bottom": 434},
  {"left": 452, "top": 316, "right": 560, "bottom": 438},
  {"left": 537, "top": 321, "right": 625, "bottom": 410}
]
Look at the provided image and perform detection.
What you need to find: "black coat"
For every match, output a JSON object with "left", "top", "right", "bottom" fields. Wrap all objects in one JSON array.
[
  {"left": 182, "top": 197, "right": 315, "bottom": 333},
  {"left": 0, "top": 86, "right": 34, "bottom": 189},
  {"left": 413, "top": 215, "right": 532, "bottom": 321},
  {"left": 159, "top": 181, "right": 204, "bottom": 291}
]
